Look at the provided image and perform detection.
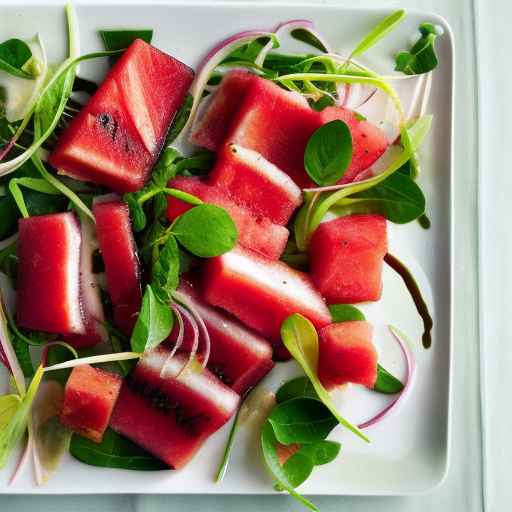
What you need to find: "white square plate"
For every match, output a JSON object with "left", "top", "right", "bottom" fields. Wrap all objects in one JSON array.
[{"left": 0, "top": 1, "right": 454, "bottom": 497}]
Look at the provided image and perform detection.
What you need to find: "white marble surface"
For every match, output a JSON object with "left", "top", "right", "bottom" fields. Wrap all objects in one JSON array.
[{"left": 0, "top": 0, "right": 501, "bottom": 510}]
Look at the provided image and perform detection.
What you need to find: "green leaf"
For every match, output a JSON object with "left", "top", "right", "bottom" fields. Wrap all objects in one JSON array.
[
  {"left": 166, "top": 94, "right": 192, "bottom": 144},
  {"left": 152, "top": 235, "right": 180, "bottom": 303},
  {"left": 328, "top": 304, "right": 366, "bottom": 323},
  {"left": 260, "top": 422, "right": 319, "bottom": 511},
  {"left": 374, "top": 364, "right": 404, "bottom": 394},
  {"left": 0, "top": 365, "right": 44, "bottom": 468},
  {"left": 395, "top": 23, "right": 440, "bottom": 75},
  {"left": 8, "top": 176, "right": 60, "bottom": 218},
  {"left": 0, "top": 38, "right": 36, "bottom": 79},
  {"left": 0, "top": 195, "right": 19, "bottom": 240},
  {"left": 281, "top": 452, "right": 314, "bottom": 488},
  {"left": 130, "top": 285, "right": 173, "bottom": 353},
  {"left": 290, "top": 29, "right": 329, "bottom": 52},
  {"left": 280, "top": 314, "right": 369, "bottom": 443},
  {"left": 332, "top": 171, "right": 426, "bottom": 224},
  {"left": 350, "top": 10, "right": 406, "bottom": 59},
  {"left": 70, "top": 427, "right": 167, "bottom": 470},
  {"left": 172, "top": 204, "right": 238, "bottom": 258},
  {"left": 275, "top": 376, "right": 318, "bottom": 404},
  {"left": 10, "top": 329, "right": 34, "bottom": 377},
  {"left": 297, "top": 440, "right": 341, "bottom": 466},
  {"left": 99, "top": 29, "right": 153, "bottom": 51},
  {"left": 269, "top": 397, "right": 337, "bottom": 445},
  {"left": 304, "top": 120, "right": 353, "bottom": 186},
  {"left": 0, "top": 395, "right": 21, "bottom": 431}
]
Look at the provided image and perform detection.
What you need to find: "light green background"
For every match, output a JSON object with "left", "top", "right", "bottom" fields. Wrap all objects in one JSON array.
[{"left": 1, "top": 0, "right": 503, "bottom": 509}]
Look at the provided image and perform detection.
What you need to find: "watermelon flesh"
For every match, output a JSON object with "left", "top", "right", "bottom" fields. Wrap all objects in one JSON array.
[
  {"left": 49, "top": 39, "right": 194, "bottom": 193},
  {"left": 309, "top": 214, "right": 387, "bottom": 303},
  {"left": 190, "top": 70, "right": 256, "bottom": 150},
  {"left": 60, "top": 364, "right": 122, "bottom": 443},
  {"left": 210, "top": 144, "right": 302, "bottom": 225},
  {"left": 318, "top": 321, "right": 378, "bottom": 389},
  {"left": 318, "top": 106, "right": 389, "bottom": 184},
  {"left": 167, "top": 176, "right": 289, "bottom": 260},
  {"left": 110, "top": 347, "right": 240, "bottom": 469},
  {"left": 175, "top": 282, "right": 274, "bottom": 395},
  {"left": 16, "top": 212, "right": 85, "bottom": 335},
  {"left": 201, "top": 246, "right": 332, "bottom": 351},
  {"left": 65, "top": 213, "right": 107, "bottom": 349},
  {"left": 93, "top": 196, "right": 141, "bottom": 334}
]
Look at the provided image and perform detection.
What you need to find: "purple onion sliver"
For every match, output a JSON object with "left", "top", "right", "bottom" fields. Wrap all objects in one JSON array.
[
  {"left": 173, "top": 304, "right": 199, "bottom": 378},
  {"left": 358, "top": 325, "right": 416, "bottom": 430},
  {"left": 9, "top": 432, "right": 33, "bottom": 486}
]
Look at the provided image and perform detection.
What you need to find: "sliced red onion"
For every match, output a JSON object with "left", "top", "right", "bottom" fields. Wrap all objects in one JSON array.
[
  {"left": 167, "top": 302, "right": 185, "bottom": 358},
  {"left": 358, "top": 325, "right": 416, "bottom": 429},
  {"left": 8, "top": 427, "right": 33, "bottom": 486},
  {"left": 172, "top": 303, "right": 199, "bottom": 378},
  {"left": 178, "top": 30, "right": 276, "bottom": 143},
  {"left": 172, "top": 290, "right": 211, "bottom": 370}
]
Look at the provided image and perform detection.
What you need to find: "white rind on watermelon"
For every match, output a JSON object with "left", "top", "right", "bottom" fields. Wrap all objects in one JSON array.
[{"left": 16, "top": 212, "right": 86, "bottom": 335}]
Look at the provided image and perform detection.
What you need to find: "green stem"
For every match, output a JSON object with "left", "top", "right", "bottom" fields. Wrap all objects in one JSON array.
[{"left": 215, "top": 406, "right": 242, "bottom": 483}]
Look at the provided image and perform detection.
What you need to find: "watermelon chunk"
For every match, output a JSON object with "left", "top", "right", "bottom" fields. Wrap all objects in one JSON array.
[
  {"left": 65, "top": 214, "right": 107, "bottom": 349},
  {"left": 318, "top": 321, "right": 378, "bottom": 389},
  {"left": 176, "top": 282, "right": 274, "bottom": 395},
  {"left": 49, "top": 39, "right": 194, "bottom": 192},
  {"left": 93, "top": 196, "right": 141, "bottom": 334},
  {"left": 209, "top": 144, "right": 302, "bottom": 225},
  {"left": 190, "top": 70, "right": 256, "bottom": 150},
  {"left": 309, "top": 214, "right": 387, "bottom": 303},
  {"left": 167, "top": 176, "right": 289, "bottom": 259},
  {"left": 201, "top": 247, "right": 332, "bottom": 350},
  {"left": 225, "top": 77, "right": 320, "bottom": 188},
  {"left": 16, "top": 212, "right": 85, "bottom": 335},
  {"left": 110, "top": 347, "right": 240, "bottom": 469},
  {"left": 318, "top": 106, "right": 388, "bottom": 184},
  {"left": 60, "top": 364, "right": 122, "bottom": 443}
]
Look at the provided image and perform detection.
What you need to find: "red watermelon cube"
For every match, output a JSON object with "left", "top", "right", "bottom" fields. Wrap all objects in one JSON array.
[
  {"left": 209, "top": 144, "right": 302, "bottom": 225},
  {"left": 190, "top": 70, "right": 256, "bottom": 150},
  {"left": 318, "top": 321, "right": 378, "bottom": 389},
  {"left": 93, "top": 196, "right": 141, "bottom": 334},
  {"left": 167, "top": 176, "right": 289, "bottom": 260},
  {"left": 309, "top": 214, "right": 387, "bottom": 303},
  {"left": 201, "top": 246, "right": 332, "bottom": 348},
  {"left": 60, "top": 364, "right": 122, "bottom": 443},
  {"left": 110, "top": 347, "right": 240, "bottom": 469},
  {"left": 16, "top": 212, "right": 85, "bottom": 335},
  {"left": 176, "top": 282, "right": 274, "bottom": 395},
  {"left": 225, "top": 77, "right": 320, "bottom": 188},
  {"left": 49, "top": 39, "right": 194, "bottom": 193},
  {"left": 318, "top": 106, "right": 388, "bottom": 184}
]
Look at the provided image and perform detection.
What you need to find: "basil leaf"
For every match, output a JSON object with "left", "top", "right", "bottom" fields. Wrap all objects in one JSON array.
[
  {"left": 130, "top": 285, "right": 173, "bottom": 353},
  {"left": 280, "top": 314, "right": 369, "bottom": 443},
  {"left": 99, "top": 29, "right": 153, "bottom": 51},
  {"left": 374, "top": 364, "right": 404, "bottom": 394},
  {"left": 297, "top": 440, "right": 341, "bottom": 466},
  {"left": 281, "top": 452, "right": 314, "bottom": 488},
  {"left": 275, "top": 376, "right": 318, "bottom": 404},
  {"left": 0, "top": 38, "right": 35, "bottom": 79},
  {"left": 70, "top": 428, "right": 167, "bottom": 470},
  {"left": 269, "top": 397, "right": 337, "bottom": 445},
  {"left": 350, "top": 10, "right": 406, "bottom": 59},
  {"left": 172, "top": 204, "right": 238, "bottom": 258},
  {"left": 328, "top": 304, "right": 366, "bottom": 323},
  {"left": 260, "top": 422, "right": 319, "bottom": 511},
  {"left": 152, "top": 235, "right": 180, "bottom": 303},
  {"left": 304, "top": 120, "right": 353, "bottom": 186},
  {"left": 395, "top": 23, "right": 440, "bottom": 75}
]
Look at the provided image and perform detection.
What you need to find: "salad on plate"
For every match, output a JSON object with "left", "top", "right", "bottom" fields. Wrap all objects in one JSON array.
[{"left": 0, "top": 4, "right": 441, "bottom": 510}]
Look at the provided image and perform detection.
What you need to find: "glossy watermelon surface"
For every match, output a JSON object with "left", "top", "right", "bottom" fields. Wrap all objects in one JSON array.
[
  {"left": 318, "top": 106, "right": 389, "bottom": 184},
  {"left": 60, "top": 364, "right": 122, "bottom": 443},
  {"left": 318, "top": 321, "right": 378, "bottom": 389},
  {"left": 209, "top": 144, "right": 302, "bottom": 225},
  {"left": 310, "top": 214, "right": 387, "bottom": 303},
  {"left": 176, "top": 282, "right": 274, "bottom": 395},
  {"left": 190, "top": 70, "right": 256, "bottom": 150},
  {"left": 167, "top": 176, "right": 289, "bottom": 260},
  {"left": 49, "top": 39, "right": 194, "bottom": 192},
  {"left": 16, "top": 212, "right": 85, "bottom": 335},
  {"left": 93, "top": 196, "right": 141, "bottom": 334},
  {"left": 110, "top": 347, "right": 240, "bottom": 469},
  {"left": 201, "top": 246, "right": 332, "bottom": 349}
]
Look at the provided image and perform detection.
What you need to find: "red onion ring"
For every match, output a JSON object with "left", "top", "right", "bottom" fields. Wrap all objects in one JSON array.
[
  {"left": 358, "top": 325, "right": 416, "bottom": 429},
  {"left": 8, "top": 429, "right": 33, "bottom": 486},
  {"left": 173, "top": 303, "right": 199, "bottom": 378}
]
